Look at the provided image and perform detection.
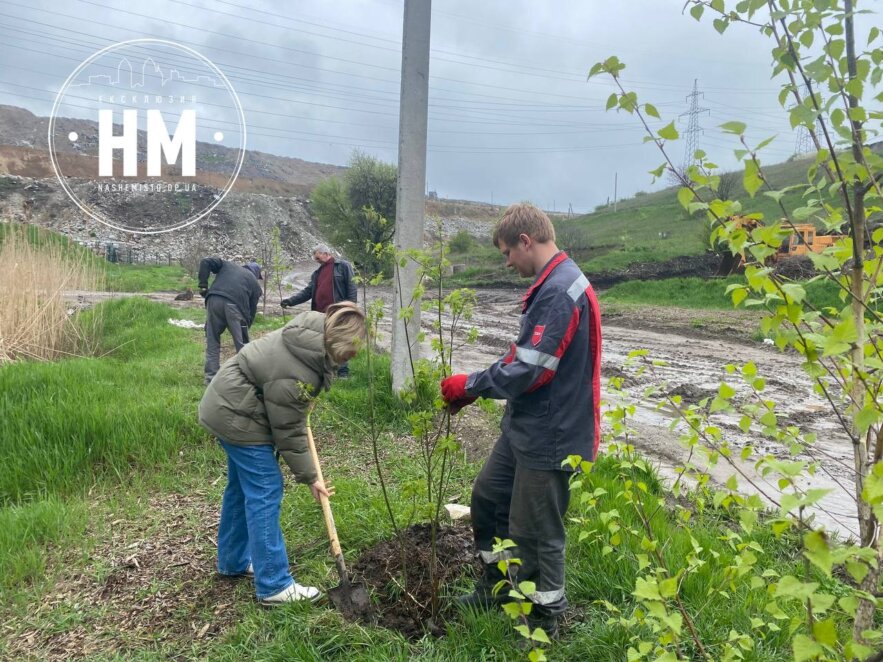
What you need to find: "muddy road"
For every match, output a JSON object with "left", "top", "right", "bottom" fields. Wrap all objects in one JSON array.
[
  {"left": 359, "top": 279, "right": 856, "bottom": 540},
  {"left": 67, "top": 265, "right": 857, "bottom": 538}
]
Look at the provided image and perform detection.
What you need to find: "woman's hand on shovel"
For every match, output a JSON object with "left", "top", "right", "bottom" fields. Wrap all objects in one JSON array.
[{"left": 310, "top": 479, "right": 335, "bottom": 503}]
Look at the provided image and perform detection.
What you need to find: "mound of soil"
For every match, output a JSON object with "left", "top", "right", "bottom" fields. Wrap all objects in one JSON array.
[
  {"left": 774, "top": 255, "right": 817, "bottom": 280},
  {"left": 352, "top": 523, "right": 480, "bottom": 638},
  {"left": 588, "top": 252, "right": 721, "bottom": 288}
]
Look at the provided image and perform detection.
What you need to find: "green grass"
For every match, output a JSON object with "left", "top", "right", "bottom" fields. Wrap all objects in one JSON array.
[
  {"left": 105, "top": 263, "right": 192, "bottom": 292},
  {"left": 0, "top": 299, "right": 859, "bottom": 659},
  {"left": 0, "top": 498, "right": 87, "bottom": 591},
  {"left": 602, "top": 276, "right": 844, "bottom": 310},
  {"left": 0, "top": 298, "right": 209, "bottom": 503}
]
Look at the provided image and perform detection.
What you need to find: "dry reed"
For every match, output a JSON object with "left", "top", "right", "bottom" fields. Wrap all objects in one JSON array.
[{"left": 0, "top": 224, "right": 104, "bottom": 362}]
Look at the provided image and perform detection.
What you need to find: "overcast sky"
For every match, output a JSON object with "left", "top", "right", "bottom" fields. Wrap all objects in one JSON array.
[{"left": 0, "top": 0, "right": 876, "bottom": 212}]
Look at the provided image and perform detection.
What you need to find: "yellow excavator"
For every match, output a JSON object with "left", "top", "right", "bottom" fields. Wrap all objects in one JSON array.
[{"left": 715, "top": 216, "right": 844, "bottom": 276}]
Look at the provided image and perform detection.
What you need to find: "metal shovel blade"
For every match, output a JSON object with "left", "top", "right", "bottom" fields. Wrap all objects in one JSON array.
[{"left": 328, "top": 577, "right": 372, "bottom": 621}]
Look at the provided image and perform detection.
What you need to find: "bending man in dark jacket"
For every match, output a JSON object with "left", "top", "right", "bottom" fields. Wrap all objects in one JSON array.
[
  {"left": 198, "top": 257, "right": 264, "bottom": 385},
  {"left": 440, "top": 203, "right": 602, "bottom": 640},
  {"left": 281, "top": 244, "right": 357, "bottom": 376}
]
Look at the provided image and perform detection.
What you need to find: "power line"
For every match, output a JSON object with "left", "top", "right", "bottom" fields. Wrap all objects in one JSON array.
[
  {"left": 3, "top": 0, "right": 783, "bottom": 97},
  {"left": 0, "top": 84, "right": 654, "bottom": 156},
  {"left": 0, "top": 22, "right": 673, "bottom": 133}
]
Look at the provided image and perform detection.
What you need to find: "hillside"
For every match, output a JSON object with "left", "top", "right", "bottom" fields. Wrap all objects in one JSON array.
[
  {"left": 557, "top": 144, "right": 883, "bottom": 274},
  {"left": 0, "top": 104, "right": 508, "bottom": 263},
  {"left": 0, "top": 105, "right": 345, "bottom": 198}
]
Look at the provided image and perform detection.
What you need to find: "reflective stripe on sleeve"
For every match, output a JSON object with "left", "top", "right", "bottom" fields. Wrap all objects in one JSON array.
[
  {"left": 515, "top": 346, "right": 560, "bottom": 371},
  {"left": 566, "top": 273, "right": 590, "bottom": 302}
]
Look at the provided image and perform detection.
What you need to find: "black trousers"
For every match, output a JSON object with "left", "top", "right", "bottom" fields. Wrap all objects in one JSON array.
[
  {"left": 204, "top": 296, "right": 248, "bottom": 385},
  {"left": 470, "top": 434, "right": 571, "bottom": 616}
]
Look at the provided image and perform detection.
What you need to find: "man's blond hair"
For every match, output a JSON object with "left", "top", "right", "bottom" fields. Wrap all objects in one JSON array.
[
  {"left": 324, "top": 302, "right": 366, "bottom": 364},
  {"left": 492, "top": 202, "right": 556, "bottom": 248}
]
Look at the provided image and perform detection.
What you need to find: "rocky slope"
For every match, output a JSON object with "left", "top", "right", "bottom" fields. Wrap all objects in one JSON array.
[{"left": 0, "top": 104, "right": 501, "bottom": 264}]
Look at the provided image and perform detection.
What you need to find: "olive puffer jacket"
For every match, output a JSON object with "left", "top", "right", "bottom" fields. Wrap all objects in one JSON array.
[{"left": 198, "top": 311, "right": 335, "bottom": 484}]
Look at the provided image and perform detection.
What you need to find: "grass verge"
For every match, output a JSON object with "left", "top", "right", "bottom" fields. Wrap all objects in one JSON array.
[{"left": 602, "top": 276, "right": 843, "bottom": 311}]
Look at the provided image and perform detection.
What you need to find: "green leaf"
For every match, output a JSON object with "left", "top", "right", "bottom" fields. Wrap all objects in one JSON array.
[
  {"left": 781, "top": 283, "right": 806, "bottom": 303},
  {"left": 518, "top": 581, "right": 537, "bottom": 596},
  {"left": 721, "top": 121, "right": 747, "bottom": 135},
  {"left": 803, "top": 530, "right": 832, "bottom": 576},
  {"left": 709, "top": 396, "right": 731, "bottom": 413},
  {"left": 658, "top": 121, "right": 679, "bottom": 140},
  {"left": 792, "top": 634, "right": 824, "bottom": 661},
  {"left": 855, "top": 405, "right": 880, "bottom": 434},
  {"left": 812, "top": 619, "right": 837, "bottom": 647},
  {"left": 531, "top": 627, "right": 552, "bottom": 644},
  {"left": 846, "top": 559, "right": 869, "bottom": 583},
  {"left": 606, "top": 93, "right": 618, "bottom": 110},
  {"left": 743, "top": 159, "right": 763, "bottom": 197},
  {"left": 677, "top": 187, "right": 694, "bottom": 209},
  {"left": 774, "top": 575, "right": 818, "bottom": 601},
  {"left": 502, "top": 601, "right": 523, "bottom": 619},
  {"left": 822, "top": 316, "right": 857, "bottom": 357},
  {"left": 838, "top": 595, "right": 859, "bottom": 616},
  {"left": 718, "top": 383, "right": 736, "bottom": 399},
  {"left": 644, "top": 103, "right": 660, "bottom": 119},
  {"left": 713, "top": 17, "right": 728, "bottom": 33},
  {"left": 633, "top": 576, "right": 662, "bottom": 601},
  {"left": 658, "top": 576, "right": 679, "bottom": 598},
  {"left": 731, "top": 287, "right": 749, "bottom": 306},
  {"left": 690, "top": 3, "right": 704, "bottom": 20}
]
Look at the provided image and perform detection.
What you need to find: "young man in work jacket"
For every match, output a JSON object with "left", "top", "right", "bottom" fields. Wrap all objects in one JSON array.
[{"left": 440, "top": 202, "right": 602, "bottom": 639}]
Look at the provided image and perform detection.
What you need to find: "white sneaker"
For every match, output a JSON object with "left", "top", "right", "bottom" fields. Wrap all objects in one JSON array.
[
  {"left": 260, "top": 582, "right": 321, "bottom": 606},
  {"left": 244, "top": 562, "right": 254, "bottom": 577}
]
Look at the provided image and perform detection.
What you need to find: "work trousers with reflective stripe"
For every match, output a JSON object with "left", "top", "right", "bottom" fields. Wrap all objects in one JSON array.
[{"left": 471, "top": 433, "right": 571, "bottom": 617}]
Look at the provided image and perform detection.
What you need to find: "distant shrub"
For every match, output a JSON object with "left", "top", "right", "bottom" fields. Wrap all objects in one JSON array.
[{"left": 448, "top": 230, "right": 474, "bottom": 253}]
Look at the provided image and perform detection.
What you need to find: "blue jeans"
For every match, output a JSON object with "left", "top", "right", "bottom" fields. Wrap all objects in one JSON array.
[{"left": 217, "top": 441, "right": 294, "bottom": 599}]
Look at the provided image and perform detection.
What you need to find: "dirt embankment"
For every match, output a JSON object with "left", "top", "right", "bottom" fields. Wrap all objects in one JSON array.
[{"left": 585, "top": 252, "right": 721, "bottom": 288}]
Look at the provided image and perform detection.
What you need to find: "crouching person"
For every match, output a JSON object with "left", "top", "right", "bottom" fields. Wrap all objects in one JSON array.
[{"left": 198, "top": 302, "right": 366, "bottom": 606}]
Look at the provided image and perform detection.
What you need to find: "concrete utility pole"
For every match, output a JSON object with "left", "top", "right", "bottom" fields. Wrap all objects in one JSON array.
[{"left": 391, "top": 0, "right": 431, "bottom": 393}]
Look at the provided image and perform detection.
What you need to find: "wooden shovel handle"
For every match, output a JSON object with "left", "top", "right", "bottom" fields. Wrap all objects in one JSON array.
[{"left": 305, "top": 421, "right": 343, "bottom": 559}]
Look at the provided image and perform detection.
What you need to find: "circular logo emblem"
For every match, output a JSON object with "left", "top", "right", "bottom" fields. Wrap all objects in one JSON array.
[{"left": 48, "top": 39, "right": 246, "bottom": 235}]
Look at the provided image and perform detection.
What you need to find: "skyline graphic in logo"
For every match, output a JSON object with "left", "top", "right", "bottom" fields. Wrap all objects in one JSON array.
[{"left": 49, "top": 39, "right": 247, "bottom": 235}]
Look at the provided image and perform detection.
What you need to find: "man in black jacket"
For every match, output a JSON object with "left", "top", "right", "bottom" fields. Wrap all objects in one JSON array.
[
  {"left": 198, "top": 257, "right": 263, "bottom": 385},
  {"left": 281, "top": 244, "right": 357, "bottom": 376}
]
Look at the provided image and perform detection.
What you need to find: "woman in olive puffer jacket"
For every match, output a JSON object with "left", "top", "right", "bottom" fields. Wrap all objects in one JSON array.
[{"left": 198, "top": 302, "right": 365, "bottom": 606}]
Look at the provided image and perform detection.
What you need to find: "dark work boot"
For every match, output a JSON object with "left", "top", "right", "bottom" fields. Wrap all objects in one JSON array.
[
  {"left": 515, "top": 610, "right": 560, "bottom": 649},
  {"left": 455, "top": 563, "right": 510, "bottom": 611}
]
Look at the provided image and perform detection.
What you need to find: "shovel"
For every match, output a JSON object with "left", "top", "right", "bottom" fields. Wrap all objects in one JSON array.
[{"left": 305, "top": 417, "right": 372, "bottom": 621}]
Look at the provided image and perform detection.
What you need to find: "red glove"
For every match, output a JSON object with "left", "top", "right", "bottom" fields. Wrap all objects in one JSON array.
[{"left": 441, "top": 374, "right": 469, "bottom": 402}]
